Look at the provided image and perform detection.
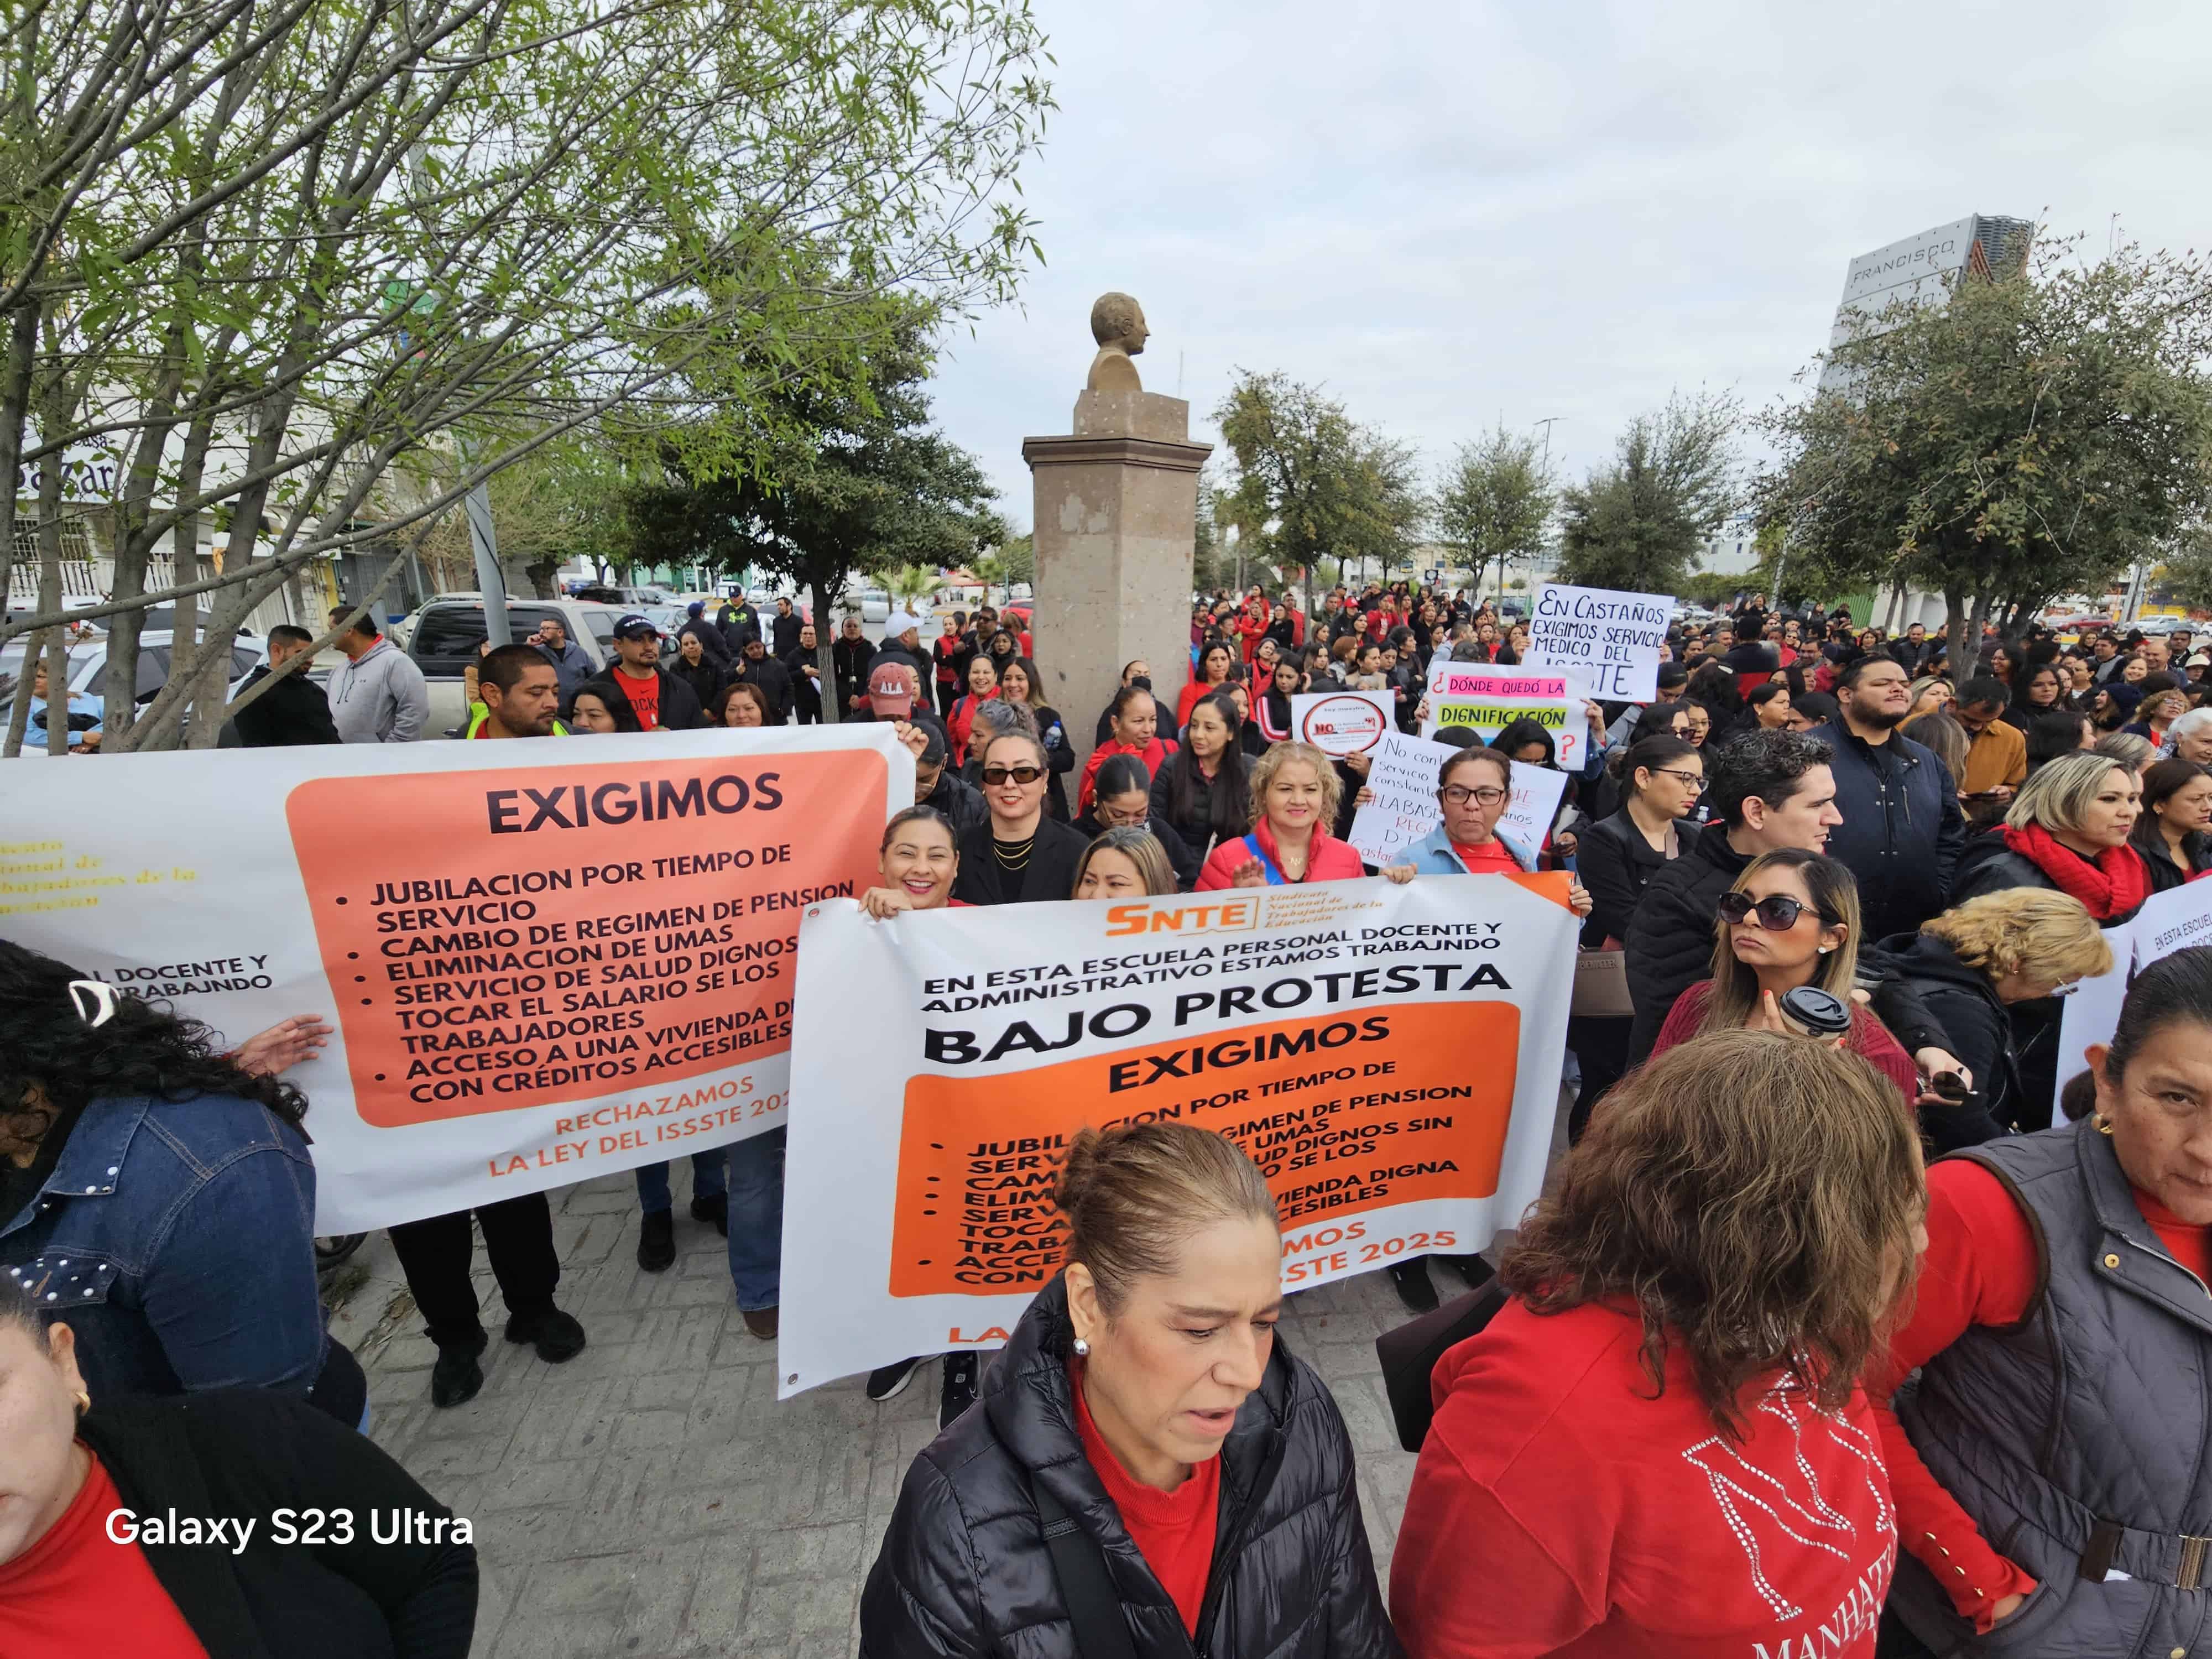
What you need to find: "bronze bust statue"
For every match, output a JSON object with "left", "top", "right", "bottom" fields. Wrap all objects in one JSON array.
[{"left": 1086, "top": 293, "right": 1148, "bottom": 393}]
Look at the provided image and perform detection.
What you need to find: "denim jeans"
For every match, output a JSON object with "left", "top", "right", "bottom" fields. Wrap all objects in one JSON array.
[
  {"left": 633, "top": 1151, "right": 729, "bottom": 1215},
  {"left": 724, "top": 1128, "right": 785, "bottom": 1313}
]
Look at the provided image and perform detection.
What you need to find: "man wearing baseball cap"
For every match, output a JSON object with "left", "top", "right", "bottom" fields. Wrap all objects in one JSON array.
[
  {"left": 573, "top": 614, "right": 705, "bottom": 732},
  {"left": 874, "top": 612, "right": 932, "bottom": 689}
]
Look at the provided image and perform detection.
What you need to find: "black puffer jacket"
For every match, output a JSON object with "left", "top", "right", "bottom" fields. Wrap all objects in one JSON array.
[
  {"left": 1623, "top": 822, "right": 1750, "bottom": 1063},
  {"left": 859, "top": 1275, "right": 1401, "bottom": 1659},
  {"left": 1863, "top": 930, "right": 2018, "bottom": 1150}
]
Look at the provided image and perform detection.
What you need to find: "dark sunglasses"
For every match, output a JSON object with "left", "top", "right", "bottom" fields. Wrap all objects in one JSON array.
[
  {"left": 981, "top": 765, "right": 1044, "bottom": 785},
  {"left": 1717, "top": 891, "right": 1828, "bottom": 931}
]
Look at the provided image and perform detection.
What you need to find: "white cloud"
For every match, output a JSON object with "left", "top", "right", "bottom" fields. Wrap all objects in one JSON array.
[{"left": 928, "top": 0, "right": 2212, "bottom": 532}]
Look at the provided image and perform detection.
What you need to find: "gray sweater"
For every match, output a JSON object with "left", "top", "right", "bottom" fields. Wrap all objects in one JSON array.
[{"left": 328, "top": 637, "right": 430, "bottom": 743}]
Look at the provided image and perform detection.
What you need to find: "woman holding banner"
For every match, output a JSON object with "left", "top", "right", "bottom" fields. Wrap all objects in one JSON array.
[
  {"left": 1194, "top": 743, "right": 1378, "bottom": 890},
  {"left": 1392, "top": 1031, "right": 1927, "bottom": 1659},
  {"left": 860, "top": 806, "right": 964, "bottom": 917},
  {"left": 860, "top": 1120, "right": 1398, "bottom": 1659}
]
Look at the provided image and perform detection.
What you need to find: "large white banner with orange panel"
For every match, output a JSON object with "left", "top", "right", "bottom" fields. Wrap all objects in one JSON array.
[
  {"left": 776, "top": 873, "right": 1577, "bottom": 1394},
  {"left": 0, "top": 723, "right": 908, "bottom": 1232}
]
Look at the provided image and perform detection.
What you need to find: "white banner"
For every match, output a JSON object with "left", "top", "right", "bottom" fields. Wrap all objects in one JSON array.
[
  {"left": 779, "top": 874, "right": 1579, "bottom": 1393},
  {"left": 1421, "top": 663, "right": 1587, "bottom": 771},
  {"left": 1347, "top": 732, "right": 1459, "bottom": 866},
  {"left": 1290, "top": 688, "right": 1393, "bottom": 756},
  {"left": 2052, "top": 878, "right": 2212, "bottom": 1109},
  {"left": 1499, "top": 761, "right": 1571, "bottom": 853},
  {"left": 0, "top": 724, "right": 909, "bottom": 1231},
  {"left": 1524, "top": 583, "right": 1673, "bottom": 703}
]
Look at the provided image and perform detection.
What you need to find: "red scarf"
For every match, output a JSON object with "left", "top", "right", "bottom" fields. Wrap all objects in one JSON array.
[{"left": 2002, "top": 820, "right": 2148, "bottom": 920}]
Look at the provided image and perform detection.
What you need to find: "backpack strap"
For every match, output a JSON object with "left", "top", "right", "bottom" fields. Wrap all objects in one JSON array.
[{"left": 1032, "top": 1477, "right": 1141, "bottom": 1659}]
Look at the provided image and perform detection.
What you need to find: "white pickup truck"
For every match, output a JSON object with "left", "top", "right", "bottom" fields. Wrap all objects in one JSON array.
[{"left": 399, "top": 596, "right": 632, "bottom": 736}]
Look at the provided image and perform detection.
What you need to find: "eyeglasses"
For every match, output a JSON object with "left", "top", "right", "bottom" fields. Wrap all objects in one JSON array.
[
  {"left": 981, "top": 765, "right": 1044, "bottom": 785},
  {"left": 1717, "top": 891, "right": 1827, "bottom": 931},
  {"left": 1646, "top": 766, "right": 1703, "bottom": 788},
  {"left": 1441, "top": 785, "right": 1506, "bottom": 807}
]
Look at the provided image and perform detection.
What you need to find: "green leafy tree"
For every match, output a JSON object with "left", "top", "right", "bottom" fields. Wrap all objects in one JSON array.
[
  {"left": 997, "top": 531, "right": 1034, "bottom": 591},
  {"left": 1213, "top": 370, "right": 1425, "bottom": 611},
  {"left": 1556, "top": 391, "right": 1738, "bottom": 594},
  {"left": 1436, "top": 424, "right": 1554, "bottom": 603},
  {"left": 1754, "top": 236, "right": 2212, "bottom": 645},
  {"left": 622, "top": 310, "right": 1003, "bottom": 719}
]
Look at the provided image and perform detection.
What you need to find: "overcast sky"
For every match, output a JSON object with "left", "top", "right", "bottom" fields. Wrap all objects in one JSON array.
[{"left": 927, "top": 0, "right": 2212, "bottom": 534}]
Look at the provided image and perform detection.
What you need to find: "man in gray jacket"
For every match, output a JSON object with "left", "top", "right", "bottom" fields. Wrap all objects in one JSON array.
[
  {"left": 532, "top": 616, "right": 594, "bottom": 700},
  {"left": 327, "top": 607, "right": 430, "bottom": 742}
]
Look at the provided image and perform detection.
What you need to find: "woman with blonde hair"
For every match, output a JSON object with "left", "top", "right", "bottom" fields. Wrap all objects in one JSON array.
[
  {"left": 1394, "top": 1030, "right": 1928, "bottom": 1656},
  {"left": 862, "top": 1121, "right": 1396, "bottom": 1658},
  {"left": 1865, "top": 888, "right": 2114, "bottom": 1147},
  {"left": 1650, "top": 847, "right": 1920, "bottom": 1104},
  {"left": 1072, "top": 825, "right": 1179, "bottom": 899},
  {"left": 1196, "top": 741, "right": 1373, "bottom": 889}
]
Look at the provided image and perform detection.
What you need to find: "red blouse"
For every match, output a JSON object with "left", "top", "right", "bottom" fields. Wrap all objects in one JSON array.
[
  {"left": 0, "top": 1450, "right": 207, "bottom": 1657},
  {"left": 1071, "top": 1365, "right": 1219, "bottom": 1635}
]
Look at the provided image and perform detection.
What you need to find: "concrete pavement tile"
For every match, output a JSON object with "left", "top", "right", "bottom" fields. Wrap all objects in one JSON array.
[
  {"left": 752, "top": 1520, "right": 865, "bottom": 1584},
  {"left": 612, "top": 1407, "right": 694, "bottom": 1452},
  {"left": 674, "top": 1535, "right": 754, "bottom": 1655},
  {"left": 468, "top": 1454, "right": 606, "bottom": 1514}
]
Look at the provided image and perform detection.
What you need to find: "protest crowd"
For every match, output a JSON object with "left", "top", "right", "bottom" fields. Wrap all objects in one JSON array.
[{"left": 8, "top": 577, "right": 2212, "bottom": 1659}]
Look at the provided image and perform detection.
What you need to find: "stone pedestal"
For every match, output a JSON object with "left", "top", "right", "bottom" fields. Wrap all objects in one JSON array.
[{"left": 1023, "top": 390, "right": 1212, "bottom": 773}]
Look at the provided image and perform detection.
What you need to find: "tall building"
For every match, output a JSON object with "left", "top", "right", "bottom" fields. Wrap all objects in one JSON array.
[{"left": 1819, "top": 214, "right": 2033, "bottom": 391}]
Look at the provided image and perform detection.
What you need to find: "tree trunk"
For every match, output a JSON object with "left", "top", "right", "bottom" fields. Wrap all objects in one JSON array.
[
  {"left": 1967, "top": 589, "right": 1996, "bottom": 659},
  {"left": 1944, "top": 588, "right": 1968, "bottom": 656},
  {"left": 812, "top": 574, "right": 840, "bottom": 725}
]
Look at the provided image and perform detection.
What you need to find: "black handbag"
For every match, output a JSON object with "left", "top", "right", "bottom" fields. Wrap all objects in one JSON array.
[
  {"left": 1033, "top": 1477, "right": 1140, "bottom": 1659},
  {"left": 1374, "top": 1268, "right": 1508, "bottom": 1453}
]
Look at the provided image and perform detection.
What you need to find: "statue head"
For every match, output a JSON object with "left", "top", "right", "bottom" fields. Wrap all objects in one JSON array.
[{"left": 1089, "top": 293, "right": 1148, "bottom": 357}]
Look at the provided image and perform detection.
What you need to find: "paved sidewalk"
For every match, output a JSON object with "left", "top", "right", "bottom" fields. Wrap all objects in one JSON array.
[{"left": 331, "top": 1143, "right": 1526, "bottom": 1657}]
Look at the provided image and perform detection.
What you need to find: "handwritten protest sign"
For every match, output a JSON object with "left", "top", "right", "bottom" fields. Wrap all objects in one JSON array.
[
  {"left": 1347, "top": 732, "right": 1459, "bottom": 865},
  {"left": 1421, "top": 664, "right": 1585, "bottom": 770},
  {"left": 1290, "top": 688, "right": 1393, "bottom": 757},
  {"left": 1524, "top": 583, "right": 1673, "bottom": 702},
  {"left": 1499, "top": 761, "right": 1571, "bottom": 852}
]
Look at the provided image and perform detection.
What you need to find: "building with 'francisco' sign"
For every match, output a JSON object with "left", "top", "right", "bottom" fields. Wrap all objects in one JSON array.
[{"left": 1818, "top": 213, "right": 2033, "bottom": 392}]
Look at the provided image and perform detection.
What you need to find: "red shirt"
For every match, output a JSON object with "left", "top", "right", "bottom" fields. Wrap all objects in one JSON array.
[
  {"left": 615, "top": 665, "right": 661, "bottom": 731},
  {"left": 1452, "top": 839, "right": 1525, "bottom": 874},
  {"left": 1653, "top": 979, "right": 1921, "bottom": 1108},
  {"left": 0, "top": 1451, "right": 207, "bottom": 1657},
  {"left": 1392, "top": 1300, "right": 1896, "bottom": 1658},
  {"left": 1867, "top": 1159, "right": 2212, "bottom": 1632},
  {"left": 1071, "top": 1364, "right": 1219, "bottom": 1635}
]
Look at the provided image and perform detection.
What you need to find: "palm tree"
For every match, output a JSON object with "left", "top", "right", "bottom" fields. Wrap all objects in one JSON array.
[
  {"left": 886, "top": 564, "right": 937, "bottom": 612},
  {"left": 971, "top": 553, "right": 1005, "bottom": 606}
]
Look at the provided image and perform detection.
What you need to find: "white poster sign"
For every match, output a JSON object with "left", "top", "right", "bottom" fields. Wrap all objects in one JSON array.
[
  {"left": 1498, "top": 761, "right": 1571, "bottom": 853},
  {"left": 1290, "top": 688, "right": 1394, "bottom": 757},
  {"left": 1524, "top": 583, "right": 1673, "bottom": 703},
  {"left": 779, "top": 874, "right": 1580, "bottom": 1392},
  {"left": 1421, "top": 663, "right": 1587, "bottom": 771},
  {"left": 0, "top": 724, "right": 909, "bottom": 1231},
  {"left": 1347, "top": 732, "right": 1460, "bottom": 866},
  {"left": 2051, "top": 878, "right": 2212, "bottom": 1110}
]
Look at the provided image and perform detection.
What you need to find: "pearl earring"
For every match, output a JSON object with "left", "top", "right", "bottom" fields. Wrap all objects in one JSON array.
[
  {"left": 1072, "top": 1338, "right": 1089, "bottom": 1358},
  {"left": 1818, "top": 946, "right": 1832, "bottom": 953}
]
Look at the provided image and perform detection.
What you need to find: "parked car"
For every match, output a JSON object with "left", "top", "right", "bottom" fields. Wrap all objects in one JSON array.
[
  {"left": 399, "top": 597, "right": 628, "bottom": 734},
  {"left": 2, "top": 630, "right": 268, "bottom": 755}
]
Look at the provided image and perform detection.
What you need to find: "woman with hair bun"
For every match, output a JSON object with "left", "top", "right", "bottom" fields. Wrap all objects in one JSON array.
[
  {"left": 1394, "top": 1031, "right": 1928, "bottom": 1657},
  {"left": 860, "top": 1120, "right": 1397, "bottom": 1659}
]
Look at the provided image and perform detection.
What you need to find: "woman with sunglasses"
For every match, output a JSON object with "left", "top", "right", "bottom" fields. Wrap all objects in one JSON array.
[
  {"left": 952, "top": 729, "right": 1088, "bottom": 907},
  {"left": 1076, "top": 754, "right": 1201, "bottom": 889},
  {"left": 1650, "top": 848, "right": 1919, "bottom": 1105}
]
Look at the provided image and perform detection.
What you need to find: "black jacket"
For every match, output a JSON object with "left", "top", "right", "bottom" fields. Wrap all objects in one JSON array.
[
  {"left": 858, "top": 1274, "right": 1399, "bottom": 1659},
  {"left": 679, "top": 616, "right": 733, "bottom": 667},
  {"left": 1074, "top": 808, "right": 1202, "bottom": 889},
  {"left": 1948, "top": 828, "right": 2148, "bottom": 924},
  {"left": 834, "top": 635, "right": 877, "bottom": 710},
  {"left": 738, "top": 653, "right": 794, "bottom": 719},
  {"left": 1033, "top": 703, "right": 1076, "bottom": 821},
  {"left": 951, "top": 814, "right": 1088, "bottom": 906},
  {"left": 77, "top": 1390, "right": 475, "bottom": 1659},
  {"left": 771, "top": 611, "right": 803, "bottom": 659},
  {"left": 579, "top": 667, "right": 705, "bottom": 732},
  {"left": 1577, "top": 808, "right": 1699, "bottom": 948},
  {"left": 1149, "top": 749, "right": 1248, "bottom": 866},
  {"left": 229, "top": 663, "right": 342, "bottom": 747},
  {"left": 1864, "top": 931, "right": 2018, "bottom": 1150},
  {"left": 670, "top": 656, "right": 726, "bottom": 717},
  {"left": 1624, "top": 823, "right": 1750, "bottom": 1062},
  {"left": 921, "top": 769, "right": 990, "bottom": 839},
  {"left": 2139, "top": 830, "right": 2212, "bottom": 894},
  {"left": 1806, "top": 721, "right": 1965, "bottom": 942},
  {"left": 715, "top": 602, "right": 763, "bottom": 650},
  {"left": 782, "top": 643, "right": 824, "bottom": 717}
]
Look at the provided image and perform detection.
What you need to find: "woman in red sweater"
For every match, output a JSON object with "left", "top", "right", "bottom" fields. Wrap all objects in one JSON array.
[
  {"left": 1078, "top": 685, "right": 1179, "bottom": 814},
  {"left": 1177, "top": 641, "right": 1235, "bottom": 733},
  {"left": 1651, "top": 847, "right": 1919, "bottom": 1106},
  {"left": 1392, "top": 1029, "right": 1928, "bottom": 1658},
  {"left": 1864, "top": 946, "right": 2212, "bottom": 1657},
  {"left": 1196, "top": 741, "right": 1405, "bottom": 889},
  {"left": 945, "top": 654, "right": 999, "bottom": 768}
]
